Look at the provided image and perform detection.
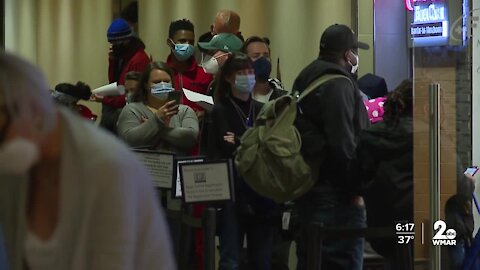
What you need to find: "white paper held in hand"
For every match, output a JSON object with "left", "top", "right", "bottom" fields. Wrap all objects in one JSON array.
[
  {"left": 182, "top": 88, "right": 214, "bottom": 111},
  {"left": 92, "top": 82, "right": 125, "bottom": 96}
]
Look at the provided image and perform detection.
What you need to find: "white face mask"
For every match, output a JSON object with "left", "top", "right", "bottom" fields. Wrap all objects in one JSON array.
[
  {"left": 0, "top": 138, "right": 39, "bottom": 176},
  {"left": 234, "top": 74, "right": 256, "bottom": 94},
  {"left": 201, "top": 55, "right": 220, "bottom": 74},
  {"left": 349, "top": 52, "right": 359, "bottom": 74}
]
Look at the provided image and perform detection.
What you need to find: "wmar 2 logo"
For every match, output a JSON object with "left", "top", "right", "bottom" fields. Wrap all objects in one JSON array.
[{"left": 432, "top": 220, "right": 456, "bottom": 246}]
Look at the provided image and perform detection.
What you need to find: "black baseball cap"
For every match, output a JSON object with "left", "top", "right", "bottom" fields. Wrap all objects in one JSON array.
[{"left": 320, "top": 24, "right": 369, "bottom": 53}]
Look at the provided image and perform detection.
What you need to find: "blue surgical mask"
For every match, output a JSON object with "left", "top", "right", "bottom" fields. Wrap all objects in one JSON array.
[
  {"left": 172, "top": 42, "right": 194, "bottom": 61},
  {"left": 235, "top": 74, "right": 256, "bottom": 94},
  {"left": 151, "top": 82, "right": 174, "bottom": 100}
]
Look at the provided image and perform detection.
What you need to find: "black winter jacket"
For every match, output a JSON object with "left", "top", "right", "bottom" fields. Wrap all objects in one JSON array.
[
  {"left": 292, "top": 59, "right": 370, "bottom": 192},
  {"left": 357, "top": 116, "right": 413, "bottom": 257}
]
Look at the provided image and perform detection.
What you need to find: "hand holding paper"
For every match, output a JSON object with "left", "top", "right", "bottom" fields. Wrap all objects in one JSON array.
[
  {"left": 92, "top": 82, "right": 125, "bottom": 97},
  {"left": 182, "top": 88, "right": 214, "bottom": 111}
]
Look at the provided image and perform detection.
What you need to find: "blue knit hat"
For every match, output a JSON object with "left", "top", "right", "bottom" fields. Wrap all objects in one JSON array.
[{"left": 107, "top": 18, "right": 133, "bottom": 42}]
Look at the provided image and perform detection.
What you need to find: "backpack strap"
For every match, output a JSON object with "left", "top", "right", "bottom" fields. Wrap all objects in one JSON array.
[
  {"left": 473, "top": 193, "right": 480, "bottom": 215},
  {"left": 297, "top": 74, "right": 349, "bottom": 102}
]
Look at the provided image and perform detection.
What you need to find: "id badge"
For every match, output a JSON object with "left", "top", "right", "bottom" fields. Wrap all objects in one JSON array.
[{"left": 282, "top": 211, "right": 291, "bottom": 230}]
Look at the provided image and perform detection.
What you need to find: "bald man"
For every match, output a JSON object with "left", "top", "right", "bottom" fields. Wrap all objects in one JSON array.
[{"left": 211, "top": 9, "right": 241, "bottom": 35}]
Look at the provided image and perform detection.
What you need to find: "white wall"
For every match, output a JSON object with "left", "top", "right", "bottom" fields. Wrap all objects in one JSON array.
[{"left": 472, "top": 0, "right": 480, "bottom": 233}]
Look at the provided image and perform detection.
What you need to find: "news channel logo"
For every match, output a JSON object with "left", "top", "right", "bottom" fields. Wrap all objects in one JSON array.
[{"left": 432, "top": 220, "right": 456, "bottom": 246}]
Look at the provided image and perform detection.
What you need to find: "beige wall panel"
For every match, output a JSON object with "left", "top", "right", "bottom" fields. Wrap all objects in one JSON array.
[{"left": 139, "top": 0, "right": 352, "bottom": 90}]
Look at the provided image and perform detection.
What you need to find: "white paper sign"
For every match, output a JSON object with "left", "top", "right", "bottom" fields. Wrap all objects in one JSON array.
[
  {"left": 180, "top": 161, "right": 233, "bottom": 203},
  {"left": 182, "top": 88, "right": 214, "bottom": 111},
  {"left": 174, "top": 157, "right": 205, "bottom": 198},
  {"left": 135, "top": 150, "right": 174, "bottom": 188}
]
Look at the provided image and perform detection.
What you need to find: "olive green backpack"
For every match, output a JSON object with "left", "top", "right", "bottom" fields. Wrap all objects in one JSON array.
[{"left": 235, "top": 74, "right": 348, "bottom": 203}]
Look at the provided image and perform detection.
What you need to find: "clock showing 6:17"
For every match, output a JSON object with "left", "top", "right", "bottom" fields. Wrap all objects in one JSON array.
[{"left": 396, "top": 222, "right": 415, "bottom": 244}]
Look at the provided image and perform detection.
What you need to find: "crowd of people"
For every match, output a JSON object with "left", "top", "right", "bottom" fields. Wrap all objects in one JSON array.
[{"left": 0, "top": 6, "right": 428, "bottom": 270}]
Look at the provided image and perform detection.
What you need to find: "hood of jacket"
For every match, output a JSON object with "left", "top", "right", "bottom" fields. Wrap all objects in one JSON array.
[
  {"left": 360, "top": 116, "right": 413, "bottom": 156},
  {"left": 293, "top": 59, "right": 356, "bottom": 93}
]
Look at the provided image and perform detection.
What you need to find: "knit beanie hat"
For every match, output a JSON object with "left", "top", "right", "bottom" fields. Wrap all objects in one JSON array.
[{"left": 107, "top": 18, "right": 133, "bottom": 42}]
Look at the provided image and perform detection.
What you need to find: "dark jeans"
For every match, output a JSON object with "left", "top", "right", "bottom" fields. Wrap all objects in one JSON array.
[
  {"left": 271, "top": 227, "right": 291, "bottom": 270},
  {"left": 448, "top": 238, "right": 466, "bottom": 270},
  {"left": 295, "top": 191, "right": 366, "bottom": 270},
  {"left": 217, "top": 202, "right": 275, "bottom": 270}
]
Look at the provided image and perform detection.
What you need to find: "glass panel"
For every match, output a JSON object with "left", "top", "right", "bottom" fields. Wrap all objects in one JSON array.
[{"left": 410, "top": 0, "right": 473, "bottom": 269}]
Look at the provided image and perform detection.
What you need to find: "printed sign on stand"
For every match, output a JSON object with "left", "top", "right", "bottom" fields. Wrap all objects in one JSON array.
[
  {"left": 173, "top": 156, "right": 206, "bottom": 198},
  {"left": 179, "top": 159, "right": 234, "bottom": 204},
  {"left": 134, "top": 150, "right": 175, "bottom": 189}
]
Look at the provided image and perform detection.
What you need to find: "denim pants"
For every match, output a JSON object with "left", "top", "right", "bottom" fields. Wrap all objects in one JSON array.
[
  {"left": 448, "top": 238, "right": 466, "bottom": 270},
  {"left": 295, "top": 192, "right": 366, "bottom": 270},
  {"left": 217, "top": 201, "right": 274, "bottom": 270}
]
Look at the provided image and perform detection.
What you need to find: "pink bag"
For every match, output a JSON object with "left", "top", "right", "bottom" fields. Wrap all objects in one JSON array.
[{"left": 364, "top": 97, "right": 386, "bottom": 124}]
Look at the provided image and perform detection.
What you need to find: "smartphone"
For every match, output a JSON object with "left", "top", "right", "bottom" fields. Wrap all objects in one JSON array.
[
  {"left": 464, "top": 166, "right": 479, "bottom": 177},
  {"left": 168, "top": 91, "right": 181, "bottom": 105}
]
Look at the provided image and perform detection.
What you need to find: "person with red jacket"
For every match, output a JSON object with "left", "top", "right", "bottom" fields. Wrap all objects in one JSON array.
[
  {"left": 92, "top": 18, "right": 150, "bottom": 134},
  {"left": 165, "top": 19, "right": 213, "bottom": 270},
  {"left": 166, "top": 19, "right": 213, "bottom": 123}
]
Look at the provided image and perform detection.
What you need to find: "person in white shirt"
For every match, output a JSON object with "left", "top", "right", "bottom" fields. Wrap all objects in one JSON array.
[{"left": 0, "top": 52, "right": 175, "bottom": 270}]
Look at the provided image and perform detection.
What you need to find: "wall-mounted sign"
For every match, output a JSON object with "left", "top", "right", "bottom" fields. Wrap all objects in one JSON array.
[
  {"left": 406, "top": 0, "right": 415, "bottom": 11},
  {"left": 405, "top": 0, "right": 445, "bottom": 11},
  {"left": 413, "top": 4, "right": 446, "bottom": 23},
  {"left": 407, "top": 0, "right": 468, "bottom": 47}
]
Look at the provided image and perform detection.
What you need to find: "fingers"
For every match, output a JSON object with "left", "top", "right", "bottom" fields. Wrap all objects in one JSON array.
[
  {"left": 164, "top": 105, "right": 179, "bottom": 115},
  {"left": 89, "top": 94, "right": 103, "bottom": 102},
  {"left": 157, "top": 104, "right": 179, "bottom": 121},
  {"left": 164, "top": 100, "right": 177, "bottom": 107},
  {"left": 223, "top": 131, "right": 236, "bottom": 144},
  {"left": 164, "top": 109, "right": 179, "bottom": 117},
  {"left": 223, "top": 136, "right": 235, "bottom": 144}
]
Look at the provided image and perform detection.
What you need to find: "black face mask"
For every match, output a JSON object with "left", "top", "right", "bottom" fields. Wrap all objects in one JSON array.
[
  {"left": 111, "top": 44, "right": 127, "bottom": 58},
  {"left": 252, "top": 57, "right": 272, "bottom": 82}
]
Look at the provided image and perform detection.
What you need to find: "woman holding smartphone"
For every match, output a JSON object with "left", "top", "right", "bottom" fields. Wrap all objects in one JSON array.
[
  {"left": 117, "top": 61, "right": 199, "bottom": 259},
  {"left": 117, "top": 61, "right": 198, "bottom": 155}
]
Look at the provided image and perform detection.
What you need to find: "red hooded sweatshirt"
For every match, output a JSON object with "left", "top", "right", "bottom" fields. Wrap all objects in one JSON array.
[
  {"left": 104, "top": 40, "right": 150, "bottom": 108},
  {"left": 166, "top": 54, "right": 213, "bottom": 112}
]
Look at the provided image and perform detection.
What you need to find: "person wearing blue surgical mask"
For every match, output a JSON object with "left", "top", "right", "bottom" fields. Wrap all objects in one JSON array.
[
  {"left": 117, "top": 61, "right": 199, "bottom": 264},
  {"left": 209, "top": 52, "right": 278, "bottom": 270},
  {"left": 243, "top": 36, "right": 287, "bottom": 104},
  {"left": 117, "top": 61, "right": 198, "bottom": 155},
  {"left": 165, "top": 19, "right": 213, "bottom": 124}
]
